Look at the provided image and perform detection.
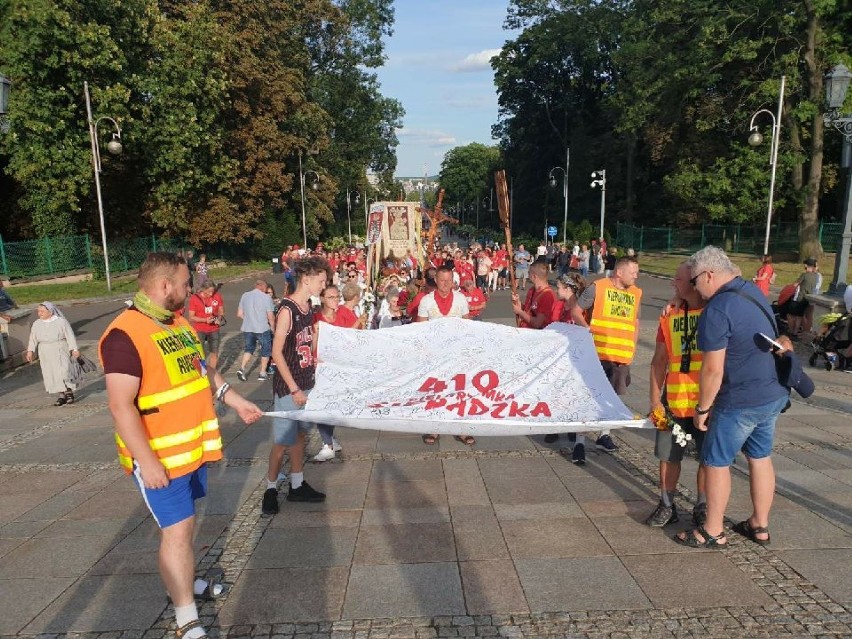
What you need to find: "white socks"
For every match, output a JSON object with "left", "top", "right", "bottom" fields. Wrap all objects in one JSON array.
[
  {"left": 174, "top": 603, "right": 205, "bottom": 639},
  {"left": 291, "top": 472, "right": 304, "bottom": 489},
  {"left": 266, "top": 479, "right": 277, "bottom": 490}
]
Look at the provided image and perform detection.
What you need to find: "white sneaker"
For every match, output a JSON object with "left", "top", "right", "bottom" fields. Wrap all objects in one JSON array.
[
  {"left": 312, "top": 444, "right": 335, "bottom": 462},
  {"left": 331, "top": 438, "right": 342, "bottom": 452}
]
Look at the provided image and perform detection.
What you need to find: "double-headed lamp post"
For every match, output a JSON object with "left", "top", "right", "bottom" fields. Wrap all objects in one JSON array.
[
  {"left": 346, "top": 189, "right": 360, "bottom": 245},
  {"left": 748, "top": 76, "right": 786, "bottom": 256},
  {"left": 823, "top": 64, "right": 852, "bottom": 295},
  {"left": 84, "top": 82, "right": 123, "bottom": 293},
  {"left": 548, "top": 147, "right": 570, "bottom": 245},
  {"left": 298, "top": 149, "right": 319, "bottom": 250},
  {"left": 591, "top": 170, "right": 606, "bottom": 240}
]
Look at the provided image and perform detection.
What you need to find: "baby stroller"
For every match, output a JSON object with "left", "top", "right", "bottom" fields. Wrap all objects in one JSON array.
[
  {"left": 809, "top": 312, "right": 852, "bottom": 371},
  {"left": 771, "top": 283, "right": 797, "bottom": 335}
]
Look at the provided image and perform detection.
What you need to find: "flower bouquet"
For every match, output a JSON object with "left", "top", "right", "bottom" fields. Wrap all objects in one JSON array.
[{"left": 649, "top": 405, "right": 693, "bottom": 448}]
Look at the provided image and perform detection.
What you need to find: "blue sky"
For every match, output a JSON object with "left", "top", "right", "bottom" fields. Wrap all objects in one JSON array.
[{"left": 375, "top": 1, "right": 519, "bottom": 177}]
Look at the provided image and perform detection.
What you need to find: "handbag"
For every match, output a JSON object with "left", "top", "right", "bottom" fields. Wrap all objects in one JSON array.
[{"left": 722, "top": 287, "right": 815, "bottom": 398}]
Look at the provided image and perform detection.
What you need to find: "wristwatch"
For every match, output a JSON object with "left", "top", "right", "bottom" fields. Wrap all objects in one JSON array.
[{"left": 695, "top": 406, "right": 712, "bottom": 415}]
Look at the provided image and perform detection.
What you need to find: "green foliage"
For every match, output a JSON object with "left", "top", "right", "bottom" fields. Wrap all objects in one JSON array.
[{"left": 438, "top": 143, "right": 502, "bottom": 218}]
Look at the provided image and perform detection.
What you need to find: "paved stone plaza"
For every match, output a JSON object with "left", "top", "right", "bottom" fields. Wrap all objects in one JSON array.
[{"left": 1, "top": 280, "right": 851, "bottom": 638}]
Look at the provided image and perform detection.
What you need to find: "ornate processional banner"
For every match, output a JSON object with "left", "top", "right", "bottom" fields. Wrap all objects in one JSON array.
[{"left": 266, "top": 319, "right": 649, "bottom": 435}]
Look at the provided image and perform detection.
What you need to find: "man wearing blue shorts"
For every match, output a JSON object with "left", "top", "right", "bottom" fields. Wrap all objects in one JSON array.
[
  {"left": 101, "top": 252, "right": 263, "bottom": 639},
  {"left": 236, "top": 279, "right": 275, "bottom": 382},
  {"left": 262, "top": 256, "right": 330, "bottom": 515},
  {"left": 675, "top": 246, "right": 788, "bottom": 549}
]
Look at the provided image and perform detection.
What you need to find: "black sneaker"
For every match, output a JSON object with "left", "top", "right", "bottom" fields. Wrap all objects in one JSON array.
[
  {"left": 544, "top": 434, "right": 558, "bottom": 443},
  {"left": 261, "top": 488, "right": 279, "bottom": 515},
  {"left": 644, "top": 501, "right": 678, "bottom": 527},
  {"left": 595, "top": 434, "right": 618, "bottom": 452},
  {"left": 287, "top": 481, "right": 326, "bottom": 502},
  {"left": 572, "top": 443, "right": 586, "bottom": 465},
  {"left": 236, "top": 369, "right": 247, "bottom": 382},
  {"left": 692, "top": 503, "right": 707, "bottom": 527}
]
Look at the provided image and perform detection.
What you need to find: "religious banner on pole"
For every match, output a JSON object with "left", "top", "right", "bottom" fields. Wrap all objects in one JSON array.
[
  {"left": 267, "top": 319, "right": 649, "bottom": 435},
  {"left": 367, "top": 205, "right": 384, "bottom": 245}
]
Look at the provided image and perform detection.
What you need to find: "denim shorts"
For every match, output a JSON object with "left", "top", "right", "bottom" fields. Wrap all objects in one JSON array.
[
  {"left": 243, "top": 330, "right": 272, "bottom": 357},
  {"left": 272, "top": 392, "right": 314, "bottom": 446},
  {"left": 700, "top": 395, "right": 789, "bottom": 467}
]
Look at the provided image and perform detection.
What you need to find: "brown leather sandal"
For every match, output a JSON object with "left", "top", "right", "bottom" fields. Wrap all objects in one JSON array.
[
  {"left": 175, "top": 619, "right": 208, "bottom": 639},
  {"left": 454, "top": 435, "right": 476, "bottom": 446},
  {"left": 422, "top": 434, "right": 439, "bottom": 445}
]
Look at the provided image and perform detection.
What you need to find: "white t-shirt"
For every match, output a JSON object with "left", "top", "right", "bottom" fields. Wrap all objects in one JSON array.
[
  {"left": 417, "top": 291, "right": 469, "bottom": 320},
  {"left": 536, "top": 244, "right": 548, "bottom": 257}
]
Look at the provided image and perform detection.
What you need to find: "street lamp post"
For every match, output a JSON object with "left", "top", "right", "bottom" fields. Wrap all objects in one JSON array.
[
  {"left": 823, "top": 64, "right": 852, "bottom": 295},
  {"left": 84, "top": 81, "right": 123, "bottom": 293},
  {"left": 748, "top": 75, "right": 786, "bottom": 256},
  {"left": 591, "top": 170, "right": 606, "bottom": 240},
  {"left": 548, "top": 147, "right": 570, "bottom": 245},
  {"left": 298, "top": 149, "right": 319, "bottom": 250},
  {"left": 346, "top": 189, "right": 361, "bottom": 245}
]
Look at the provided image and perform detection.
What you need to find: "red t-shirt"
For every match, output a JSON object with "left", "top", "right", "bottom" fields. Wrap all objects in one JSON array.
[
  {"left": 188, "top": 292, "right": 223, "bottom": 333},
  {"left": 463, "top": 288, "right": 487, "bottom": 317},
  {"left": 493, "top": 250, "right": 507, "bottom": 269},
  {"left": 315, "top": 310, "right": 353, "bottom": 328},
  {"left": 335, "top": 305, "right": 359, "bottom": 328},
  {"left": 550, "top": 300, "right": 580, "bottom": 325},
  {"left": 455, "top": 261, "right": 475, "bottom": 285},
  {"left": 755, "top": 264, "right": 774, "bottom": 296},
  {"left": 520, "top": 287, "right": 555, "bottom": 329},
  {"left": 408, "top": 290, "right": 428, "bottom": 318}
]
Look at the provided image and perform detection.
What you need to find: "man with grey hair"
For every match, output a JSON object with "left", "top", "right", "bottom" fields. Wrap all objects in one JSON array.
[
  {"left": 236, "top": 279, "right": 275, "bottom": 382},
  {"left": 675, "top": 246, "right": 788, "bottom": 549}
]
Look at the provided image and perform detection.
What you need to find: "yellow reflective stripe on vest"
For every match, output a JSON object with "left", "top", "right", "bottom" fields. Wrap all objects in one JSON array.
[
  {"left": 203, "top": 437, "right": 222, "bottom": 453},
  {"left": 596, "top": 346, "right": 635, "bottom": 360},
  {"left": 138, "top": 376, "right": 210, "bottom": 411},
  {"left": 669, "top": 361, "right": 702, "bottom": 372},
  {"left": 118, "top": 452, "right": 133, "bottom": 470},
  {"left": 148, "top": 419, "right": 220, "bottom": 451},
  {"left": 594, "top": 334, "right": 635, "bottom": 348},
  {"left": 160, "top": 446, "right": 204, "bottom": 471},
  {"left": 592, "top": 318, "right": 635, "bottom": 333},
  {"left": 667, "top": 381, "right": 699, "bottom": 394},
  {"left": 667, "top": 397, "right": 697, "bottom": 410}
]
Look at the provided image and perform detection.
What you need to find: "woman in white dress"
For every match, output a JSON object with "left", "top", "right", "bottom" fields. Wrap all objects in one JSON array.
[{"left": 25, "top": 302, "right": 80, "bottom": 405}]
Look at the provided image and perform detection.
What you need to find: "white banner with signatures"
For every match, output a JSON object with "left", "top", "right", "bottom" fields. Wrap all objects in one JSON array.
[{"left": 264, "top": 318, "right": 649, "bottom": 435}]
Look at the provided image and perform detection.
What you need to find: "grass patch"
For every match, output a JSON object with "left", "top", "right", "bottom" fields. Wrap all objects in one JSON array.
[
  {"left": 7, "top": 261, "right": 269, "bottom": 305},
  {"left": 639, "top": 251, "right": 851, "bottom": 288}
]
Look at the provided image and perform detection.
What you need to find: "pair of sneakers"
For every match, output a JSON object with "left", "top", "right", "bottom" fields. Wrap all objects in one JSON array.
[
  {"left": 262, "top": 481, "right": 326, "bottom": 515},
  {"left": 312, "top": 438, "right": 342, "bottom": 462},
  {"left": 236, "top": 369, "right": 268, "bottom": 382}
]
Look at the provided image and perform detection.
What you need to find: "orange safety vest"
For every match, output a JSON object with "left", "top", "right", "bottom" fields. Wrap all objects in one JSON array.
[
  {"left": 659, "top": 306, "right": 703, "bottom": 418},
  {"left": 98, "top": 309, "right": 222, "bottom": 478},
  {"left": 588, "top": 279, "right": 642, "bottom": 364}
]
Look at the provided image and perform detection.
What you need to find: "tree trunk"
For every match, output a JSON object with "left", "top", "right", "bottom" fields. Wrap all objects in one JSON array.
[
  {"left": 785, "top": 98, "right": 804, "bottom": 192},
  {"left": 800, "top": 0, "right": 824, "bottom": 260}
]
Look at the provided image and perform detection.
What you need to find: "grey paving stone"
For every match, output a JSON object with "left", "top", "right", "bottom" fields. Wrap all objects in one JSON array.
[
  {"left": 284, "top": 483, "right": 368, "bottom": 511},
  {"left": 777, "top": 549, "right": 852, "bottom": 602},
  {"left": 0, "top": 536, "right": 25, "bottom": 560},
  {"left": 247, "top": 526, "right": 357, "bottom": 568},
  {"left": 376, "top": 436, "right": 436, "bottom": 454},
  {"left": 500, "top": 518, "right": 613, "bottom": 559},
  {"left": 12, "top": 489, "right": 96, "bottom": 522},
  {"left": 0, "top": 493, "right": 49, "bottom": 523},
  {"left": 343, "top": 563, "right": 465, "bottom": 619},
  {"left": 371, "top": 460, "right": 444, "bottom": 483},
  {"left": 309, "top": 461, "right": 374, "bottom": 486},
  {"left": 0, "top": 535, "right": 117, "bottom": 578},
  {"left": 592, "top": 516, "right": 702, "bottom": 555},
  {"left": 477, "top": 457, "right": 556, "bottom": 480},
  {"left": 23, "top": 574, "right": 166, "bottom": 633},
  {"left": 449, "top": 505, "right": 497, "bottom": 523},
  {"left": 515, "top": 557, "right": 651, "bottom": 612},
  {"left": 0, "top": 576, "right": 75, "bottom": 633},
  {"left": 482, "top": 476, "right": 573, "bottom": 505},
  {"left": 218, "top": 566, "right": 349, "bottom": 625},
  {"left": 0, "top": 470, "right": 92, "bottom": 494},
  {"left": 492, "top": 502, "right": 585, "bottom": 521},
  {"left": 581, "top": 499, "right": 658, "bottom": 519},
  {"left": 459, "top": 560, "right": 529, "bottom": 615},
  {"left": 267, "top": 509, "right": 363, "bottom": 529},
  {"left": 442, "top": 459, "right": 482, "bottom": 482},
  {"left": 622, "top": 554, "right": 775, "bottom": 608},
  {"left": 445, "top": 478, "right": 492, "bottom": 507},
  {"left": 756, "top": 507, "right": 852, "bottom": 549},
  {"left": 364, "top": 481, "right": 448, "bottom": 510},
  {"left": 0, "top": 519, "right": 52, "bottom": 538},
  {"left": 35, "top": 517, "right": 145, "bottom": 539},
  {"left": 361, "top": 506, "right": 451, "bottom": 526},
  {"left": 353, "top": 522, "right": 456, "bottom": 564},
  {"left": 63, "top": 491, "right": 152, "bottom": 521},
  {"left": 560, "top": 476, "right": 657, "bottom": 503},
  {"left": 453, "top": 519, "right": 509, "bottom": 560}
]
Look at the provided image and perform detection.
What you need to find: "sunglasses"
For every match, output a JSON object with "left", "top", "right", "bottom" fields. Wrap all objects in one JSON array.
[{"left": 689, "top": 271, "right": 709, "bottom": 286}]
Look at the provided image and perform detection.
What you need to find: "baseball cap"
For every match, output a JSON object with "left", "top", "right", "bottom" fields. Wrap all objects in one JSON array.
[{"left": 803, "top": 258, "right": 817, "bottom": 267}]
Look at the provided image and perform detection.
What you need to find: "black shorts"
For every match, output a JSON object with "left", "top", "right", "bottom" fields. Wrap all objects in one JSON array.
[
  {"left": 787, "top": 299, "right": 809, "bottom": 317},
  {"left": 654, "top": 415, "right": 705, "bottom": 463}
]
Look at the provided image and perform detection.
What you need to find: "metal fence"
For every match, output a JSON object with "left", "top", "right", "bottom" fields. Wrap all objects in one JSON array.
[
  {"left": 615, "top": 222, "right": 844, "bottom": 255},
  {"left": 0, "top": 234, "right": 254, "bottom": 280}
]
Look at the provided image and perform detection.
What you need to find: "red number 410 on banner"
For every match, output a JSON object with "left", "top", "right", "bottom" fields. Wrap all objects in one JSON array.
[{"left": 418, "top": 370, "right": 500, "bottom": 395}]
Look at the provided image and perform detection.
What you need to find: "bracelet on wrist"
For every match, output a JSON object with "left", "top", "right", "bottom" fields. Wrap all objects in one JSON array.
[
  {"left": 215, "top": 382, "right": 231, "bottom": 403},
  {"left": 695, "top": 405, "right": 712, "bottom": 415},
  {"left": 291, "top": 388, "right": 301, "bottom": 394}
]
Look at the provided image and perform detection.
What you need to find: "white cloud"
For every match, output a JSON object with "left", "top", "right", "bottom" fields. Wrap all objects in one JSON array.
[
  {"left": 452, "top": 48, "right": 501, "bottom": 72},
  {"left": 397, "top": 128, "right": 457, "bottom": 147}
]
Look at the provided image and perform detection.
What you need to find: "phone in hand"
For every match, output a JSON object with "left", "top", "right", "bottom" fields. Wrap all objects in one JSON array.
[{"left": 759, "top": 332, "right": 785, "bottom": 353}]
